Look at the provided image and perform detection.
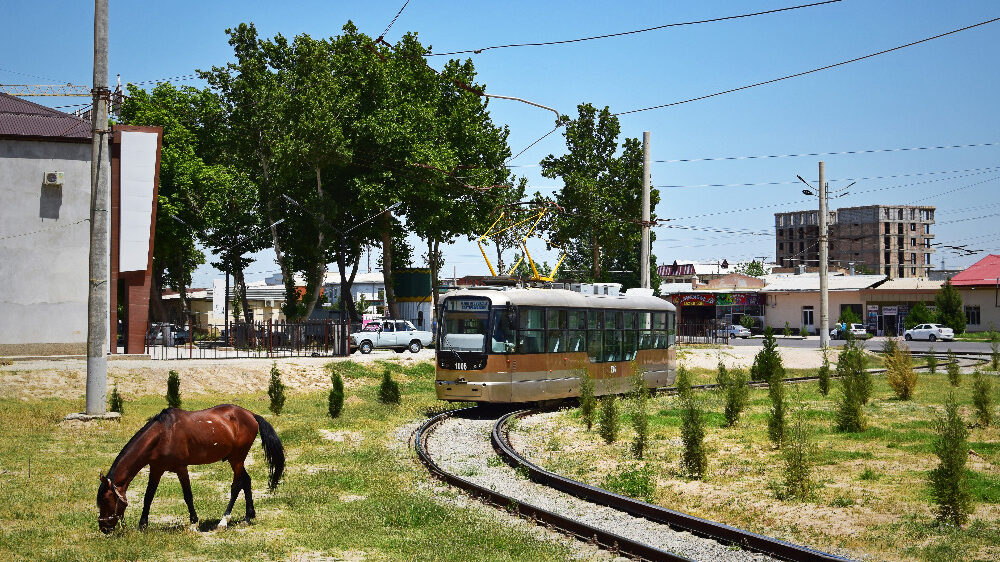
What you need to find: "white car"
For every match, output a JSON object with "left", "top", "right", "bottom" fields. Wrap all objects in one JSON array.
[
  {"left": 350, "top": 319, "right": 433, "bottom": 354},
  {"left": 904, "top": 323, "right": 954, "bottom": 342},
  {"left": 727, "top": 324, "right": 751, "bottom": 339},
  {"left": 830, "top": 323, "right": 867, "bottom": 339}
]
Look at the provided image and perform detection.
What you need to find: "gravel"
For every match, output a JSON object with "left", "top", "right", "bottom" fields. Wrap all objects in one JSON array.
[{"left": 425, "top": 412, "right": 778, "bottom": 562}]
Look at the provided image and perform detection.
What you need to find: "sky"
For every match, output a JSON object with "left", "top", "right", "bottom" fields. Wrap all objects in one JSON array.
[{"left": 4, "top": 0, "right": 998, "bottom": 287}]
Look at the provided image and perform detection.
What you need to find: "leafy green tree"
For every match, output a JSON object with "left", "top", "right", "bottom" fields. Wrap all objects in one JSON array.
[
  {"left": 767, "top": 366, "right": 788, "bottom": 448},
  {"left": 739, "top": 314, "right": 755, "bottom": 331},
  {"left": 680, "top": 390, "right": 707, "bottom": 479},
  {"left": 838, "top": 307, "right": 861, "bottom": 326},
  {"left": 929, "top": 392, "right": 973, "bottom": 526},
  {"left": 886, "top": 343, "right": 918, "bottom": 400},
  {"left": 946, "top": 349, "right": 960, "bottom": 387},
  {"left": 578, "top": 368, "right": 596, "bottom": 430},
  {"left": 733, "top": 260, "right": 766, "bottom": 277},
  {"left": 166, "top": 370, "right": 182, "bottom": 409},
  {"left": 629, "top": 366, "right": 650, "bottom": 459},
  {"left": 378, "top": 369, "right": 401, "bottom": 404},
  {"left": 835, "top": 341, "right": 867, "bottom": 432},
  {"left": 675, "top": 364, "right": 693, "bottom": 395},
  {"left": 927, "top": 344, "right": 938, "bottom": 374},
  {"left": 540, "top": 103, "right": 659, "bottom": 288},
  {"left": 750, "top": 327, "right": 784, "bottom": 382},
  {"left": 328, "top": 372, "right": 344, "bottom": 418},
  {"left": 783, "top": 322, "right": 792, "bottom": 338},
  {"left": 817, "top": 349, "right": 831, "bottom": 396},
  {"left": 904, "top": 301, "right": 934, "bottom": 330},
  {"left": 934, "top": 280, "right": 966, "bottom": 334},
  {"left": 782, "top": 403, "right": 815, "bottom": 500},
  {"left": 971, "top": 370, "right": 993, "bottom": 427},
  {"left": 109, "top": 383, "right": 124, "bottom": 414},
  {"left": 598, "top": 396, "right": 619, "bottom": 444},
  {"left": 268, "top": 362, "right": 286, "bottom": 415},
  {"left": 723, "top": 368, "right": 750, "bottom": 427}
]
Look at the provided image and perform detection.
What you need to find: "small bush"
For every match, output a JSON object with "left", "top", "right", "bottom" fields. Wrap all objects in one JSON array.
[
  {"left": 680, "top": 392, "right": 708, "bottom": 479},
  {"left": 108, "top": 383, "right": 124, "bottom": 414},
  {"left": 990, "top": 330, "right": 1000, "bottom": 371},
  {"left": 328, "top": 372, "right": 344, "bottom": 418},
  {"left": 927, "top": 345, "right": 937, "bottom": 374},
  {"left": 716, "top": 360, "right": 730, "bottom": 388},
  {"left": 972, "top": 370, "right": 993, "bottom": 427},
  {"left": 817, "top": 349, "right": 831, "bottom": 397},
  {"left": 782, "top": 404, "right": 815, "bottom": 500},
  {"left": 767, "top": 367, "right": 787, "bottom": 448},
  {"left": 799, "top": 325, "right": 809, "bottom": 338},
  {"left": 835, "top": 340, "right": 867, "bottom": 432},
  {"left": 578, "top": 368, "right": 596, "bottom": 430},
  {"left": 859, "top": 466, "right": 881, "bottom": 481},
  {"left": 675, "top": 364, "right": 692, "bottom": 396},
  {"left": 886, "top": 343, "right": 918, "bottom": 400},
  {"left": 739, "top": 314, "right": 755, "bottom": 331},
  {"left": 723, "top": 368, "right": 750, "bottom": 428},
  {"left": 602, "top": 465, "right": 656, "bottom": 502},
  {"left": 750, "top": 327, "right": 784, "bottom": 382},
  {"left": 166, "top": 370, "right": 181, "bottom": 408},
  {"left": 598, "top": 396, "right": 619, "bottom": 444},
  {"left": 268, "top": 362, "right": 287, "bottom": 415},
  {"left": 946, "top": 349, "right": 960, "bottom": 387},
  {"left": 783, "top": 322, "right": 792, "bottom": 338},
  {"left": 377, "top": 369, "right": 400, "bottom": 404},
  {"left": 880, "top": 337, "right": 899, "bottom": 359},
  {"left": 929, "top": 392, "right": 973, "bottom": 526},
  {"left": 630, "top": 366, "right": 650, "bottom": 459}
]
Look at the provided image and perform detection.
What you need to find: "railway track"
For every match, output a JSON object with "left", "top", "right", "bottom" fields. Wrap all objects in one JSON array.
[{"left": 414, "top": 351, "right": 989, "bottom": 561}]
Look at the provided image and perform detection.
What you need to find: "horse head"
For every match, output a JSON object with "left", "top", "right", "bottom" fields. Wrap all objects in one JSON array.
[{"left": 97, "top": 473, "right": 128, "bottom": 534}]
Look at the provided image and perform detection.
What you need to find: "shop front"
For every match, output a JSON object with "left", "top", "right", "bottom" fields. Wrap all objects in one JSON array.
[{"left": 667, "top": 292, "right": 765, "bottom": 327}]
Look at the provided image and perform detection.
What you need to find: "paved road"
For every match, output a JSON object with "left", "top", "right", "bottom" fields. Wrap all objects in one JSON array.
[{"left": 726, "top": 336, "right": 993, "bottom": 353}]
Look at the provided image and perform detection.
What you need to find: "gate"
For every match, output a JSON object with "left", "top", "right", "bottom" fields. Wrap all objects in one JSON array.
[{"left": 677, "top": 321, "right": 728, "bottom": 344}]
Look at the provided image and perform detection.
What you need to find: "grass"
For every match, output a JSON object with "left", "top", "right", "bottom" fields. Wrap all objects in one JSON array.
[
  {"left": 0, "top": 361, "right": 571, "bottom": 561},
  {"left": 516, "top": 369, "right": 1000, "bottom": 562}
]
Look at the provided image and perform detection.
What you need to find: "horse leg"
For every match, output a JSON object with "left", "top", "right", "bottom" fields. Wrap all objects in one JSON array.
[
  {"left": 138, "top": 467, "right": 163, "bottom": 530},
  {"left": 177, "top": 467, "right": 198, "bottom": 530},
  {"left": 242, "top": 468, "right": 255, "bottom": 522},
  {"left": 218, "top": 461, "right": 244, "bottom": 529}
]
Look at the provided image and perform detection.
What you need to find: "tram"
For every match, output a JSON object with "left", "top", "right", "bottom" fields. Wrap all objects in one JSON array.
[{"left": 435, "top": 286, "right": 677, "bottom": 403}]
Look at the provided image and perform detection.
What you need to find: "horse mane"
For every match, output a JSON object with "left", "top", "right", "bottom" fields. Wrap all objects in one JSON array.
[{"left": 106, "top": 408, "right": 174, "bottom": 479}]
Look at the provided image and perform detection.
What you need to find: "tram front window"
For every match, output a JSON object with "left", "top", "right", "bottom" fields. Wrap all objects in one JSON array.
[{"left": 439, "top": 299, "right": 490, "bottom": 353}]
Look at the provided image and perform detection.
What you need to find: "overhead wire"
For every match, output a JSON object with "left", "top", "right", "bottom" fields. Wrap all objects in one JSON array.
[
  {"left": 613, "top": 17, "right": 1000, "bottom": 116},
  {"left": 425, "top": 1, "right": 841, "bottom": 56},
  {"left": 378, "top": 0, "right": 411, "bottom": 41}
]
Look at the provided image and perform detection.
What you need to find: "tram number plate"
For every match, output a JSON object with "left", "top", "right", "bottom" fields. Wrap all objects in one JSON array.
[{"left": 454, "top": 363, "right": 467, "bottom": 370}]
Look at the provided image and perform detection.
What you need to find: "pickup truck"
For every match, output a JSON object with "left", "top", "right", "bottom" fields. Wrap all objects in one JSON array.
[{"left": 350, "top": 319, "right": 433, "bottom": 354}]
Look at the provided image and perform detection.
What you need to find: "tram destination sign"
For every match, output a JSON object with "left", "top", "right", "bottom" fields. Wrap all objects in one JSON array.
[{"left": 455, "top": 299, "right": 489, "bottom": 312}]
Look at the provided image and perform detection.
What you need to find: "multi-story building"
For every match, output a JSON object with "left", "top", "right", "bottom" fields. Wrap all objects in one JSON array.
[{"left": 775, "top": 205, "right": 935, "bottom": 279}]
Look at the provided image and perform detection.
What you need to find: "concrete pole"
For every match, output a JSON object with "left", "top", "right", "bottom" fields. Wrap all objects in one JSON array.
[
  {"left": 818, "top": 161, "right": 830, "bottom": 349},
  {"left": 640, "top": 131, "right": 651, "bottom": 289},
  {"left": 86, "top": 0, "right": 110, "bottom": 414}
]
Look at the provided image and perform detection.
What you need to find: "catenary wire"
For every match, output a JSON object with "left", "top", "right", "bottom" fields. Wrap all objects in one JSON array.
[
  {"left": 655, "top": 166, "right": 1000, "bottom": 188},
  {"left": 425, "top": 0, "right": 841, "bottom": 56},
  {"left": 655, "top": 142, "right": 1000, "bottom": 164},
  {"left": 0, "top": 218, "right": 89, "bottom": 241},
  {"left": 379, "top": 0, "right": 411, "bottom": 40},
  {"left": 614, "top": 17, "right": 1000, "bottom": 116}
]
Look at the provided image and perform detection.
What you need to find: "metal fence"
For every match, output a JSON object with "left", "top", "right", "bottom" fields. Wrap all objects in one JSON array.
[
  {"left": 144, "top": 320, "right": 359, "bottom": 360},
  {"left": 677, "top": 322, "right": 729, "bottom": 345}
]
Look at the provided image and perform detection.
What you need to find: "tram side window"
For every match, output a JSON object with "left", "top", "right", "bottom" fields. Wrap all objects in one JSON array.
[
  {"left": 604, "top": 321, "right": 622, "bottom": 362},
  {"left": 638, "top": 312, "right": 653, "bottom": 350},
  {"left": 587, "top": 327, "right": 602, "bottom": 363},
  {"left": 667, "top": 311, "right": 677, "bottom": 348},
  {"left": 490, "top": 308, "right": 510, "bottom": 353},
  {"left": 518, "top": 307, "right": 544, "bottom": 353},
  {"left": 652, "top": 312, "right": 668, "bottom": 349},
  {"left": 623, "top": 311, "right": 638, "bottom": 360},
  {"left": 567, "top": 309, "right": 587, "bottom": 353},
  {"left": 546, "top": 308, "right": 567, "bottom": 353}
]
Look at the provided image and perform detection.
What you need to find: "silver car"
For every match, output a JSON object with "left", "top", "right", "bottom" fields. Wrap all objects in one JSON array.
[
  {"left": 904, "top": 323, "right": 955, "bottom": 342},
  {"left": 350, "top": 319, "right": 433, "bottom": 354}
]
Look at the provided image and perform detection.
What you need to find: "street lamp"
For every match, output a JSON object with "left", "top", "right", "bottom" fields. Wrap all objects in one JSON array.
[{"left": 280, "top": 195, "right": 402, "bottom": 355}]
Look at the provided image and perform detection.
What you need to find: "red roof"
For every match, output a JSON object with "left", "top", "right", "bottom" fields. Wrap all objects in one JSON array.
[
  {"left": 950, "top": 254, "right": 1000, "bottom": 286},
  {"left": 0, "top": 92, "right": 91, "bottom": 142}
]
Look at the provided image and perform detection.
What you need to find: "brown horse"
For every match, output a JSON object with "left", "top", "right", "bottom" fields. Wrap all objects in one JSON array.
[{"left": 97, "top": 404, "right": 284, "bottom": 534}]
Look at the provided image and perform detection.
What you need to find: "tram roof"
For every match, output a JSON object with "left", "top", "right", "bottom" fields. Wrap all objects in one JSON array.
[{"left": 441, "top": 288, "right": 676, "bottom": 312}]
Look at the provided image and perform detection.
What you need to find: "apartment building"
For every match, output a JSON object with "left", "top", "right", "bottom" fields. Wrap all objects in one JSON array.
[{"left": 775, "top": 205, "right": 935, "bottom": 279}]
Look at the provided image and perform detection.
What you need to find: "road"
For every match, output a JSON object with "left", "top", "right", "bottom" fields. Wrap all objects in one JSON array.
[{"left": 726, "top": 336, "right": 994, "bottom": 354}]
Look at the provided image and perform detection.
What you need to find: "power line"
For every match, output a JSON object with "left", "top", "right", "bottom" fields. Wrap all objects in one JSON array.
[
  {"left": 911, "top": 175, "right": 1000, "bottom": 203},
  {"left": 425, "top": 1, "right": 842, "bottom": 56},
  {"left": 379, "top": 0, "right": 411, "bottom": 40},
  {"left": 614, "top": 17, "right": 1000, "bottom": 116},
  {"left": 509, "top": 125, "right": 561, "bottom": 162},
  {"left": 0, "top": 218, "right": 89, "bottom": 241},
  {"left": 654, "top": 142, "right": 1000, "bottom": 164},
  {"left": 656, "top": 166, "right": 1000, "bottom": 188},
  {"left": 0, "top": 66, "right": 65, "bottom": 83},
  {"left": 128, "top": 73, "right": 201, "bottom": 86}
]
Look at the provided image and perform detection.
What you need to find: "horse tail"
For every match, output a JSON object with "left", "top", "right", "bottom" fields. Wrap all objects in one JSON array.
[{"left": 253, "top": 414, "right": 285, "bottom": 490}]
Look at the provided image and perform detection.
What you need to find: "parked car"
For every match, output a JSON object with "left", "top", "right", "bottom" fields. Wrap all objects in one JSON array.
[
  {"left": 830, "top": 323, "right": 868, "bottom": 340},
  {"left": 904, "top": 323, "right": 954, "bottom": 342},
  {"left": 146, "top": 323, "right": 190, "bottom": 345},
  {"left": 350, "top": 319, "right": 433, "bottom": 354},
  {"left": 727, "top": 324, "right": 751, "bottom": 339}
]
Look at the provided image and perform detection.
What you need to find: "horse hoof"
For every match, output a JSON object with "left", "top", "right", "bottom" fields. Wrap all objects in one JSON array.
[
  {"left": 217, "top": 517, "right": 229, "bottom": 529},
  {"left": 189, "top": 523, "right": 199, "bottom": 532}
]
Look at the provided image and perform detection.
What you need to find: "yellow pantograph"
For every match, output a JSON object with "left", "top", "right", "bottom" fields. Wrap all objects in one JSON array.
[{"left": 477, "top": 207, "right": 566, "bottom": 282}]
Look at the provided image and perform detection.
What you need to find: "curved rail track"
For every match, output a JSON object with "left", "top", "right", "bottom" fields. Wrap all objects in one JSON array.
[{"left": 414, "top": 350, "right": 990, "bottom": 561}]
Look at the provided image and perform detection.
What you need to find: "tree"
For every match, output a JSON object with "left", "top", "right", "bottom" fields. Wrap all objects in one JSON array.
[
  {"left": 817, "top": 348, "right": 831, "bottom": 396},
  {"left": 750, "top": 327, "right": 784, "bottom": 382},
  {"left": 328, "top": 372, "right": 344, "bottom": 418},
  {"left": 578, "top": 368, "right": 596, "bottom": 430},
  {"left": 733, "top": 261, "right": 765, "bottom": 277},
  {"left": 540, "top": 103, "right": 660, "bottom": 288},
  {"left": 838, "top": 307, "right": 861, "bottom": 326},
  {"left": 934, "top": 280, "right": 966, "bottom": 334},
  {"left": 929, "top": 392, "right": 973, "bottom": 526},
  {"left": 835, "top": 341, "right": 867, "bottom": 432},
  {"left": 904, "top": 301, "right": 934, "bottom": 330},
  {"left": 723, "top": 367, "right": 750, "bottom": 427},
  {"left": 886, "top": 343, "right": 918, "bottom": 400},
  {"left": 629, "top": 365, "right": 650, "bottom": 459},
  {"left": 268, "top": 362, "right": 287, "bottom": 415},
  {"left": 972, "top": 370, "right": 993, "bottom": 427},
  {"left": 598, "top": 396, "right": 619, "bottom": 444}
]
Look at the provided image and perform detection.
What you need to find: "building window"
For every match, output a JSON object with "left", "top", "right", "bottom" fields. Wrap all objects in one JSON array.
[
  {"left": 910, "top": 223, "right": 916, "bottom": 231},
  {"left": 910, "top": 253, "right": 916, "bottom": 264},
  {"left": 884, "top": 236, "right": 891, "bottom": 249},
  {"left": 802, "top": 306, "right": 814, "bottom": 327},
  {"left": 884, "top": 251, "right": 891, "bottom": 264},
  {"left": 897, "top": 236, "right": 903, "bottom": 248},
  {"left": 924, "top": 224, "right": 931, "bottom": 234},
  {"left": 777, "top": 228, "right": 783, "bottom": 237},
  {"left": 884, "top": 208, "right": 890, "bottom": 219},
  {"left": 910, "top": 208, "right": 916, "bottom": 219},
  {"left": 966, "top": 306, "right": 981, "bottom": 325},
  {"left": 910, "top": 237, "right": 916, "bottom": 247},
  {"left": 898, "top": 209, "right": 904, "bottom": 220},
  {"left": 911, "top": 267, "right": 917, "bottom": 276},
  {"left": 884, "top": 222, "right": 890, "bottom": 234},
  {"left": 799, "top": 228, "right": 804, "bottom": 239},
  {"left": 925, "top": 253, "right": 931, "bottom": 265},
  {"left": 897, "top": 223, "right": 904, "bottom": 234},
  {"left": 898, "top": 252, "right": 905, "bottom": 264},
  {"left": 924, "top": 238, "right": 931, "bottom": 248},
  {"left": 885, "top": 266, "right": 891, "bottom": 276},
  {"left": 898, "top": 265, "right": 904, "bottom": 277},
  {"left": 778, "top": 242, "right": 784, "bottom": 251},
  {"left": 799, "top": 241, "right": 805, "bottom": 252}
]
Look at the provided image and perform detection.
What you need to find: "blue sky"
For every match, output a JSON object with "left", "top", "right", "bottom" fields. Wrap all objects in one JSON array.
[{"left": 4, "top": 0, "right": 998, "bottom": 286}]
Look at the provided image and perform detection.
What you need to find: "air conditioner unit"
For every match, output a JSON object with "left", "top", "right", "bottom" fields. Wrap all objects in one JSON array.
[{"left": 43, "top": 171, "right": 64, "bottom": 187}]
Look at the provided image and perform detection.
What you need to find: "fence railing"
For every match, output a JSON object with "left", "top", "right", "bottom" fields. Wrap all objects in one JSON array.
[
  {"left": 144, "top": 320, "right": 361, "bottom": 360},
  {"left": 676, "top": 322, "right": 729, "bottom": 345}
]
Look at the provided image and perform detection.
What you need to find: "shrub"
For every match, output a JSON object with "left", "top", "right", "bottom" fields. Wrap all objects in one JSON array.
[
  {"left": 739, "top": 314, "right": 755, "bottom": 331},
  {"left": 578, "top": 368, "right": 597, "bottom": 430},
  {"left": 268, "top": 362, "right": 287, "bottom": 415},
  {"left": 723, "top": 367, "right": 750, "bottom": 427},
  {"left": 675, "top": 364, "right": 692, "bottom": 396},
  {"left": 716, "top": 360, "right": 730, "bottom": 388},
  {"left": 880, "top": 337, "right": 898, "bottom": 359},
  {"left": 838, "top": 307, "right": 861, "bottom": 326},
  {"left": 782, "top": 404, "right": 815, "bottom": 500},
  {"left": 799, "top": 325, "right": 809, "bottom": 338},
  {"left": 835, "top": 340, "right": 867, "bottom": 432},
  {"left": 750, "top": 327, "right": 784, "bottom": 382},
  {"left": 598, "top": 395, "right": 619, "bottom": 444},
  {"left": 783, "top": 322, "right": 792, "bottom": 338},
  {"left": 378, "top": 368, "right": 400, "bottom": 404},
  {"left": 904, "top": 301, "right": 934, "bottom": 330},
  {"left": 166, "top": 370, "right": 181, "bottom": 408},
  {"left": 929, "top": 392, "right": 973, "bottom": 526},
  {"left": 946, "top": 349, "right": 960, "bottom": 387},
  {"left": 927, "top": 344, "right": 937, "bottom": 374},
  {"left": 972, "top": 370, "right": 994, "bottom": 427},
  {"left": 990, "top": 330, "right": 1000, "bottom": 371},
  {"left": 602, "top": 465, "right": 656, "bottom": 502},
  {"left": 680, "top": 391, "right": 708, "bottom": 479},
  {"left": 328, "top": 372, "right": 344, "bottom": 418},
  {"left": 630, "top": 366, "right": 650, "bottom": 459},
  {"left": 886, "top": 343, "right": 918, "bottom": 400},
  {"left": 767, "top": 366, "right": 787, "bottom": 448},
  {"left": 817, "top": 349, "right": 831, "bottom": 396},
  {"left": 109, "top": 383, "right": 124, "bottom": 414}
]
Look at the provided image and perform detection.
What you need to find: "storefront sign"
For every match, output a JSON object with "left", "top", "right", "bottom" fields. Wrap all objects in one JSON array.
[
  {"left": 671, "top": 294, "right": 715, "bottom": 306},
  {"left": 882, "top": 306, "right": 898, "bottom": 315}
]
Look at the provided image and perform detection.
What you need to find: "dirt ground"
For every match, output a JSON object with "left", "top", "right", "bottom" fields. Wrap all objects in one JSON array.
[
  {"left": 0, "top": 349, "right": 435, "bottom": 400},
  {"left": 679, "top": 344, "right": 839, "bottom": 370}
]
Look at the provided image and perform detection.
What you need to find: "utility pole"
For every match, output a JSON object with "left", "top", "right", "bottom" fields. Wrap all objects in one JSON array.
[
  {"left": 818, "top": 161, "right": 830, "bottom": 349},
  {"left": 640, "top": 131, "right": 651, "bottom": 289},
  {"left": 85, "top": 0, "right": 110, "bottom": 415}
]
